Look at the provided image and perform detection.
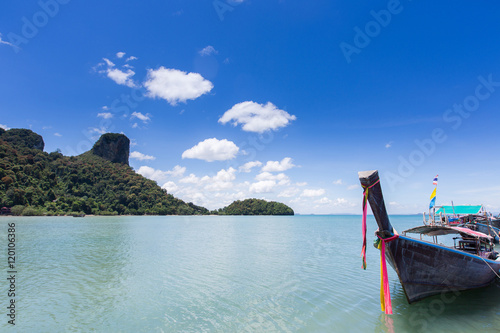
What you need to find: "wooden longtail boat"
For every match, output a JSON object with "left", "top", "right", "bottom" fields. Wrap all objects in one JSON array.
[{"left": 358, "top": 170, "right": 500, "bottom": 308}]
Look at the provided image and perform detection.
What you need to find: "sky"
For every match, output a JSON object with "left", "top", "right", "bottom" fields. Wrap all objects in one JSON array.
[{"left": 1, "top": 1, "right": 500, "bottom": 214}]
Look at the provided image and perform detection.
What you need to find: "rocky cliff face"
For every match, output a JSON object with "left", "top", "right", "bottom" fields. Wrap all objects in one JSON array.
[
  {"left": 91, "top": 133, "right": 130, "bottom": 165},
  {"left": 0, "top": 128, "right": 44, "bottom": 151}
]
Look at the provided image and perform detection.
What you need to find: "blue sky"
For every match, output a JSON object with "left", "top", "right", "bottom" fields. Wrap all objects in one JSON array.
[{"left": 1, "top": 1, "right": 500, "bottom": 214}]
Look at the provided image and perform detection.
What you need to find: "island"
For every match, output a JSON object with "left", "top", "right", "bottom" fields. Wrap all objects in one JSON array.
[{"left": 0, "top": 128, "right": 294, "bottom": 216}]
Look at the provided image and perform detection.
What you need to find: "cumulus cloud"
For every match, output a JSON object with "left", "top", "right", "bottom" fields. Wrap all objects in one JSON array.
[
  {"left": 137, "top": 165, "right": 186, "bottom": 182},
  {"left": 97, "top": 112, "right": 113, "bottom": 119},
  {"left": 179, "top": 173, "right": 200, "bottom": 184},
  {"left": 144, "top": 67, "right": 213, "bottom": 105},
  {"left": 116, "top": 52, "right": 126, "bottom": 58},
  {"left": 261, "top": 157, "right": 295, "bottom": 172},
  {"left": 182, "top": 138, "right": 239, "bottom": 162},
  {"left": 347, "top": 184, "right": 359, "bottom": 190},
  {"left": 126, "top": 56, "right": 138, "bottom": 62},
  {"left": 137, "top": 166, "right": 169, "bottom": 182},
  {"left": 249, "top": 180, "right": 276, "bottom": 193},
  {"left": 97, "top": 56, "right": 137, "bottom": 88},
  {"left": 130, "top": 151, "right": 156, "bottom": 161},
  {"left": 199, "top": 45, "right": 218, "bottom": 56},
  {"left": 239, "top": 161, "right": 262, "bottom": 173},
  {"left": 54, "top": 133, "right": 62, "bottom": 137},
  {"left": 168, "top": 165, "right": 186, "bottom": 178},
  {"left": 317, "top": 197, "right": 332, "bottom": 205},
  {"left": 131, "top": 112, "right": 151, "bottom": 123},
  {"left": 161, "top": 181, "right": 179, "bottom": 193},
  {"left": 219, "top": 101, "right": 296, "bottom": 133},
  {"left": 333, "top": 179, "right": 343, "bottom": 185},
  {"left": 301, "top": 189, "right": 326, "bottom": 197},
  {"left": 107, "top": 68, "right": 136, "bottom": 87},
  {"left": 0, "top": 124, "right": 10, "bottom": 130},
  {"left": 255, "top": 172, "right": 290, "bottom": 185},
  {"left": 202, "top": 167, "right": 237, "bottom": 191}
]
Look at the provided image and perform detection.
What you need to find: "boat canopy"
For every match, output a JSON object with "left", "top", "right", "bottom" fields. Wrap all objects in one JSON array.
[
  {"left": 403, "top": 225, "right": 493, "bottom": 240},
  {"left": 434, "top": 205, "right": 482, "bottom": 215}
]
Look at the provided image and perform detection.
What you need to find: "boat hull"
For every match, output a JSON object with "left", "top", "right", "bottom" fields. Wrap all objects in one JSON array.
[{"left": 385, "top": 235, "right": 500, "bottom": 303}]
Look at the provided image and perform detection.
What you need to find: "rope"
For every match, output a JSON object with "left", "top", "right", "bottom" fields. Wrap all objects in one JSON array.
[{"left": 479, "top": 256, "right": 500, "bottom": 279}]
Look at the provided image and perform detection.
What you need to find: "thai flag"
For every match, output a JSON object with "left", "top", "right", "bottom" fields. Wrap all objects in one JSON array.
[{"left": 432, "top": 175, "right": 438, "bottom": 185}]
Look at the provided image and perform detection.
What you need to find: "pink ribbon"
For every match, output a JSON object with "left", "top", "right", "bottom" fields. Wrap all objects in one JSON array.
[
  {"left": 361, "top": 179, "right": 380, "bottom": 269},
  {"left": 377, "top": 234, "right": 399, "bottom": 315}
]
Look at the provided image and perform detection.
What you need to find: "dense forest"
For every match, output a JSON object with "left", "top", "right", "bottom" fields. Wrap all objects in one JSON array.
[
  {"left": 218, "top": 198, "right": 294, "bottom": 215},
  {"left": 0, "top": 128, "right": 208, "bottom": 216},
  {"left": 0, "top": 128, "right": 294, "bottom": 217}
]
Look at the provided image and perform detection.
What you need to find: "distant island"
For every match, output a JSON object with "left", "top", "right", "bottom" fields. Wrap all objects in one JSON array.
[
  {"left": 0, "top": 128, "right": 294, "bottom": 216},
  {"left": 217, "top": 198, "right": 294, "bottom": 215}
]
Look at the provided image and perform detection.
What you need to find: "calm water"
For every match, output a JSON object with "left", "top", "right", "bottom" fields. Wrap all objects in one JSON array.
[{"left": 1, "top": 215, "right": 500, "bottom": 332}]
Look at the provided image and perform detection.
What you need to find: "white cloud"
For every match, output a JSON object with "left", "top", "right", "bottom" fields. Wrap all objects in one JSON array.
[
  {"left": 137, "top": 165, "right": 186, "bottom": 182},
  {"left": 301, "top": 189, "right": 326, "bottom": 197},
  {"left": 126, "top": 56, "right": 138, "bottom": 62},
  {"left": 182, "top": 138, "right": 239, "bottom": 162},
  {"left": 107, "top": 68, "right": 136, "bottom": 88},
  {"left": 89, "top": 127, "right": 108, "bottom": 135},
  {"left": 137, "top": 166, "right": 169, "bottom": 182},
  {"left": 102, "top": 106, "right": 110, "bottom": 110},
  {"left": 144, "top": 67, "right": 213, "bottom": 105},
  {"left": 0, "top": 124, "right": 10, "bottom": 130},
  {"left": 347, "top": 184, "right": 359, "bottom": 190},
  {"left": 219, "top": 101, "right": 296, "bottom": 133},
  {"left": 116, "top": 52, "right": 126, "bottom": 58},
  {"left": 261, "top": 157, "right": 295, "bottom": 172},
  {"left": 103, "top": 58, "right": 115, "bottom": 67},
  {"left": 296, "top": 182, "right": 307, "bottom": 186},
  {"left": 385, "top": 141, "right": 393, "bottom": 148},
  {"left": 239, "top": 161, "right": 262, "bottom": 173},
  {"left": 0, "top": 33, "right": 14, "bottom": 47},
  {"left": 161, "top": 181, "right": 179, "bottom": 193},
  {"left": 317, "top": 197, "right": 332, "bottom": 205},
  {"left": 168, "top": 165, "right": 186, "bottom": 178},
  {"left": 97, "top": 112, "right": 113, "bottom": 119},
  {"left": 332, "top": 198, "right": 355, "bottom": 207},
  {"left": 98, "top": 56, "right": 137, "bottom": 88},
  {"left": 278, "top": 187, "right": 300, "bottom": 198},
  {"left": 199, "top": 45, "right": 218, "bottom": 56},
  {"left": 130, "top": 151, "right": 156, "bottom": 161},
  {"left": 202, "top": 167, "right": 237, "bottom": 191},
  {"left": 131, "top": 112, "right": 151, "bottom": 123},
  {"left": 255, "top": 172, "right": 290, "bottom": 185},
  {"left": 180, "top": 173, "right": 200, "bottom": 184},
  {"left": 132, "top": 123, "right": 139, "bottom": 128},
  {"left": 249, "top": 180, "right": 276, "bottom": 193},
  {"left": 333, "top": 179, "right": 343, "bottom": 185}
]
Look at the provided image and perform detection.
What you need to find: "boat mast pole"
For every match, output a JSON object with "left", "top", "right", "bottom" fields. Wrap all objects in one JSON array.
[{"left": 358, "top": 170, "right": 393, "bottom": 234}]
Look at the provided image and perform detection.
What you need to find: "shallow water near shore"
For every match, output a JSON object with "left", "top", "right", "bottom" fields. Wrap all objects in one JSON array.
[{"left": 1, "top": 215, "right": 500, "bottom": 332}]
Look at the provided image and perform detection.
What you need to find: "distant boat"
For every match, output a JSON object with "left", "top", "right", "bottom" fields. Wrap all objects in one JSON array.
[
  {"left": 358, "top": 170, "right": 500, "bottom": 312},
  {"left": 72, "top": 213, "right": 85, "bottom": 217},
  {"left": 426, "top": 205, "right": 500, "bottom": 243}
]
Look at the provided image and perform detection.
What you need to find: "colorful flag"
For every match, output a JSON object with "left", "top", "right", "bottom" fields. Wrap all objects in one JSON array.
[
  {"left": 433, "top": 175, "right": 438, "bottom": 185},
  {"left": 430, "top": 188, "right": 436, "bottom": 200},
  {"left": 429, "top": 197, "right": 436, "bottom": 209}
]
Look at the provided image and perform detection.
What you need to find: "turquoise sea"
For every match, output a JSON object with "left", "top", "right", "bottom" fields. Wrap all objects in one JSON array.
[{"left": 1, "top": 215, "right": 500, "bottom": 332}]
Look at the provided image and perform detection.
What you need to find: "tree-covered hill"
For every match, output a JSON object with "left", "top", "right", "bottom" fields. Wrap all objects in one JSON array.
[
  {"left": 219, "top": 198, "right": 294, "bottom": 215},
  {"left": 0, "top": 129, "right": 208, "bottom": 216}
]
